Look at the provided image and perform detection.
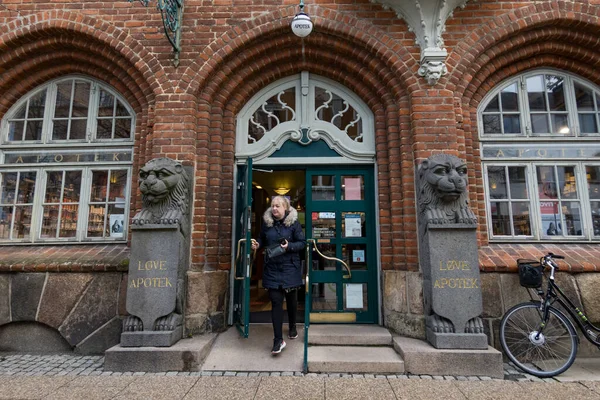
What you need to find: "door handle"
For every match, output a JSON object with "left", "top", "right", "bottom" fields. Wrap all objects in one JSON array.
[
  {"left": 234, "top": 238, "right": 256, "bottom": 281},
  {"left": 307, "top": 238, "right": 351, "bottom": 279}
]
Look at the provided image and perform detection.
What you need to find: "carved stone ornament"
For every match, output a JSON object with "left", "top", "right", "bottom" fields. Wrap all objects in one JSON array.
[
  {"left": 418, "top": 48, "right": 448, "bottom": 86},
  {"left": 418, "top": 59, "right": 448, "bottom": 86},
  {"left": 131, "top": 157, "right": 190, "bottom": 228},
  {"left": 417, "top": 153, "right": 477, "bottom": 227}
]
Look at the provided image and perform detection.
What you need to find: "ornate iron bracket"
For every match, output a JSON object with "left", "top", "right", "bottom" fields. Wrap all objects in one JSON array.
[{"left": 129, "top": 0, "right": 184, "bottom": 67}]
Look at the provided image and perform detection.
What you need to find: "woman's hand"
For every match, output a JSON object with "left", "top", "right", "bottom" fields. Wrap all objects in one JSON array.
[
  {"left": 251, "top": 239, "right": 259, "bottom": 250},
  {"left": 281, "top": 239, "right": 288, "bottom": 251}
]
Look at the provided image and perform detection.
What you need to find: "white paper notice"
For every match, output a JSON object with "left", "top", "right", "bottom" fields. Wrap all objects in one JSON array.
[
  {"left": 345, "top": 214, "right": 362, "bottom": 237},
  {"left": 345, "top": 284, "right": 363, "bottom": 309}
]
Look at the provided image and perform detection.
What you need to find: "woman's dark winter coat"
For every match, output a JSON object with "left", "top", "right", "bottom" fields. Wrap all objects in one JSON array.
[{"left": 258, "top": 206, "right": 306, "bottom": 289}]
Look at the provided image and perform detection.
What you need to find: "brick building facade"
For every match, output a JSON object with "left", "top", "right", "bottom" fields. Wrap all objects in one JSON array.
[{"left": 1, "top": 0, "right": 600, "bottom": 357}]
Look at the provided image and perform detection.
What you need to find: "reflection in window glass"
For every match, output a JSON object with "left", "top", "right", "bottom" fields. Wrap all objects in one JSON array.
[
  {"left": 487, "top": 166, "right": 531, "bottom": 236},
  {"left": 527, "top": 74, "right": 570, "bottom": 135},
  {"left": 52, "top": 80, "right": 91, "bottom": 141},
  {"left": 586, "top": 166, "right": 600, "bottom": 236},
  {"left": 0, "top": 171, "right": 37, "bottom": 240},
  {"left": 576, "top": 82, "right": 600, "bottom": 134},
  {"left": 537, "top": 165, "right": 582, "bottom": 237},
  {"left": 312, "top": 175, "right": 335, "bottom": 200},
  {"left": 311, "top": 243, "right": 336, "bottom": 271},
  {"left": 7, "top": 90, "right": 47, "bottom": 142},
  {"left": 482, "top": 83, "right": 521, "bottom": 135},
  {"left": 311, "top": 282, "right": 336, "bottom": 310},
  {"left": 88, "top": 170, "right": 128, "bottom": 239},
  {"left": 41, "top": 170, "right": 82, "bottom": 239}
]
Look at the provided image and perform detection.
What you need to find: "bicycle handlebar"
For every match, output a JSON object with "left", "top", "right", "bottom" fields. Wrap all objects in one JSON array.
[
  {"left": 546, "top": 252, "right": 565, "bottom": 260},
  {"left": 541, "top": 253, "right": 564, "bottom": 278}
]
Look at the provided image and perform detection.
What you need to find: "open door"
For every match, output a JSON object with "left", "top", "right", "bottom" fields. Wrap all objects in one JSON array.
[{"left": 233, "top": 158, "right": 253, "bottom": 337}]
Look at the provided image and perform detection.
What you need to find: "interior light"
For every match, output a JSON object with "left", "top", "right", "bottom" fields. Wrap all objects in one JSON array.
[
  {"left": 559, "top": 126, "right": 570, "bottom": 134},
  {"left": 274, "top": 187, "right": 290, "bottom": 195}
]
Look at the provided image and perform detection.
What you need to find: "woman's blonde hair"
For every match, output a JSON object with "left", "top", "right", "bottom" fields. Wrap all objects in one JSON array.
[{"left": 271, "top": 195, "right": 290, "bottom": 210}]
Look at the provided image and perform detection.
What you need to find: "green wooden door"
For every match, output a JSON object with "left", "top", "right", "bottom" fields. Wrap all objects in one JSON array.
[
  {"left": 233, "top": 158, "right": 253, "bottom": 337},
  {"left": 305, "top": 166, "right": 378, "bottom": 323}
]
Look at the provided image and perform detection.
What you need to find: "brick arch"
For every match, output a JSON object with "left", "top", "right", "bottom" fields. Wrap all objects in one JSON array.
[
  {"left": 187, "top": 7, "right": 419, "bottom": 271},
  {"left": 447, "top": 1, "right": 600, "bottom": 93},
  {"left": 0, "top": 10, "right": 173, "bottom": 208},
  {"left": 446, "top": 3, "right": 600, "bottom": 245},
  {"left": 180, "top": 5, "right": 418, "bottom": 98},
  {"left": 0, "top": 10, "right": 168, "bottom": 114}
]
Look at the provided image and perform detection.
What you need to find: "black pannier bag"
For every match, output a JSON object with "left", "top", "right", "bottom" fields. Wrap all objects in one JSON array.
[{"left": 517, "top": 259, "right": 544, "bottom": 288}]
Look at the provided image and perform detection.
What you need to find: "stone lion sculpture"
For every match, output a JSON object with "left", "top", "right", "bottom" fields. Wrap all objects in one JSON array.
[
  {"left": 417, "top": 153, "right": 477, "bottom": 226},
  {"left": 125, "top": 157, "right": 189, "bottom": 333},
  {"left": 131, "top": 157, "right": 190, "bottom": 228}
]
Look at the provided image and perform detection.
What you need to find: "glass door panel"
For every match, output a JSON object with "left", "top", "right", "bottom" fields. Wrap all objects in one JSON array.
[
  {"left": 233, "top": 158, "right": 253, "bottom": 337},
  {"left": 306, "top": 166, "right": 377, "bottom": 323}
]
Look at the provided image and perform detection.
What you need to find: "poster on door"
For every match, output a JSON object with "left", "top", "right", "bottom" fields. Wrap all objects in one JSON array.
[
  {"left": 345, "top": 284, "right": 363, "bottom": 309},
  {"left": 344, "top": 213, "right": 362, "bottom": 237}
]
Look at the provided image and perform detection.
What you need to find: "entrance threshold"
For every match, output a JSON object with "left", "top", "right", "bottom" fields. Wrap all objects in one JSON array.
[{"left": 201, "top": 324, "right": 304, "bottom": 372}]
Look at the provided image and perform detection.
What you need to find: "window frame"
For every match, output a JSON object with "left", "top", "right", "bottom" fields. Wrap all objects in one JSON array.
[
  {"left": 479, "top": 69, "right": 600, "bottom": 140},
  {"left": 480, "top": 69, "right": 600, "bottom": 242},
  {"left": 0, "top": 75, "right": 134, "bottom": 244}
]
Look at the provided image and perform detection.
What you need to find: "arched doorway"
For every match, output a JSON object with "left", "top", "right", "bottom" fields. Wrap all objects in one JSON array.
[{"left": 230, "top": 72, "right": 379, "bottom": 336}]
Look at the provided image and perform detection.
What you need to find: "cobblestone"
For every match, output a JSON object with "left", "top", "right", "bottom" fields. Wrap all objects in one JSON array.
[{"left": 0, "top": 353, "right": 564, "bottom": 382}]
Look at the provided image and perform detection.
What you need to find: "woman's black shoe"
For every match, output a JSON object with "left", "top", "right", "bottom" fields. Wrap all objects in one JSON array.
[{"left": 271, "top": 339, "right": 286, "bottom": 355}]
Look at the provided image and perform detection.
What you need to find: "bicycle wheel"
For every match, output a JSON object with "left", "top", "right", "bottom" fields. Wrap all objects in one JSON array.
[{"left": 500, "top": 302, "right": 578, "bottom": 377}]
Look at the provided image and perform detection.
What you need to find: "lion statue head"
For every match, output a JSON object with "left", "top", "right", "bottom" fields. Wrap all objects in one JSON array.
[
  {"left": 417, "top": 154, "right": 477, "bottom": 226},
  {"left": 132, "top": 157, "right": 190, "bottom": 227}
]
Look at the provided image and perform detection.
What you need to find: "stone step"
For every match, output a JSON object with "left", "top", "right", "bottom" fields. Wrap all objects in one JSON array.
[
  {"left": 308, "top": 324, "right": 393, "bottom": 346},
  {"left": 308, "top": 345, "right": 404, "bottom": 374},
  {"left": 393, "top": 336, "right": 504, "bottom": 378},
  {"left": 105, "top": 334, "right": 217, "bottom": 372}
]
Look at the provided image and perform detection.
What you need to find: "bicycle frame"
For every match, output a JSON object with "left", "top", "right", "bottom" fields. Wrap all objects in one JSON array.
[{"left": 537, "top": 263, "right": 600, "bottom": 347}]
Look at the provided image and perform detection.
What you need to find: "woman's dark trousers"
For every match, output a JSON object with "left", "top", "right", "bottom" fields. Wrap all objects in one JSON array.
[{"left": 268, "top": 288, "right": 298, "bottom": 340}]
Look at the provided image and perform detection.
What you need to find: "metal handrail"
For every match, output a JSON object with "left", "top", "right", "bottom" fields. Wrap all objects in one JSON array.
[
  {"left": 307, "top": 239, "right": 351, "bottom": 279},
  {"left": 303, "top": 240, "right": 311, "bottom": 373}
]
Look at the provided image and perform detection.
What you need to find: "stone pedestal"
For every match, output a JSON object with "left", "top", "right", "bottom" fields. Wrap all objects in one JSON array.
[
  {"left": 421, "top": 224, "right": 487, "bottom": 349},
  {"left": 122, "top": 223, "right": 185, "bottom": 347}
]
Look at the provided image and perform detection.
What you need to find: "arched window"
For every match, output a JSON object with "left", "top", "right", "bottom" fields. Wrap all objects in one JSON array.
[
  {"left": 0, "top": 76, "right": 134, "bottom": 243},
  {"left": 479, "top": 69, "right": 600, "bottom": 241}
]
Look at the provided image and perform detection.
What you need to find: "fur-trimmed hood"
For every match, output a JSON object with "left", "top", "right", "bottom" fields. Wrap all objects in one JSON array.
[{"left": 263, "top": 207, "right": 298, "bottom": 228}]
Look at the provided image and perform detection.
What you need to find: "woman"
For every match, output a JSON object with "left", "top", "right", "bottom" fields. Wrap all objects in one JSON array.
[{"left": 251, "top": 195, "right": 305, "bottom": 355}]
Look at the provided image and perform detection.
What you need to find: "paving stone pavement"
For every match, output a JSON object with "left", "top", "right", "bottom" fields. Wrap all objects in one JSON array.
[{"left": 0, "top": 354, "right": 564, "bottom": 382}]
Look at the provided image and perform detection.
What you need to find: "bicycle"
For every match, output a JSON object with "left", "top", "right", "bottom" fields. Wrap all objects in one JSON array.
[{"left": 499, "top": 252, "right": 600, "bottom": 377}]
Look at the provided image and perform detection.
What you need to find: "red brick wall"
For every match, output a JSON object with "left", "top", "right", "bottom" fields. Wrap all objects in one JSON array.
[{"left": 1, "top": 1, "right": 600, "bottom": 274}]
